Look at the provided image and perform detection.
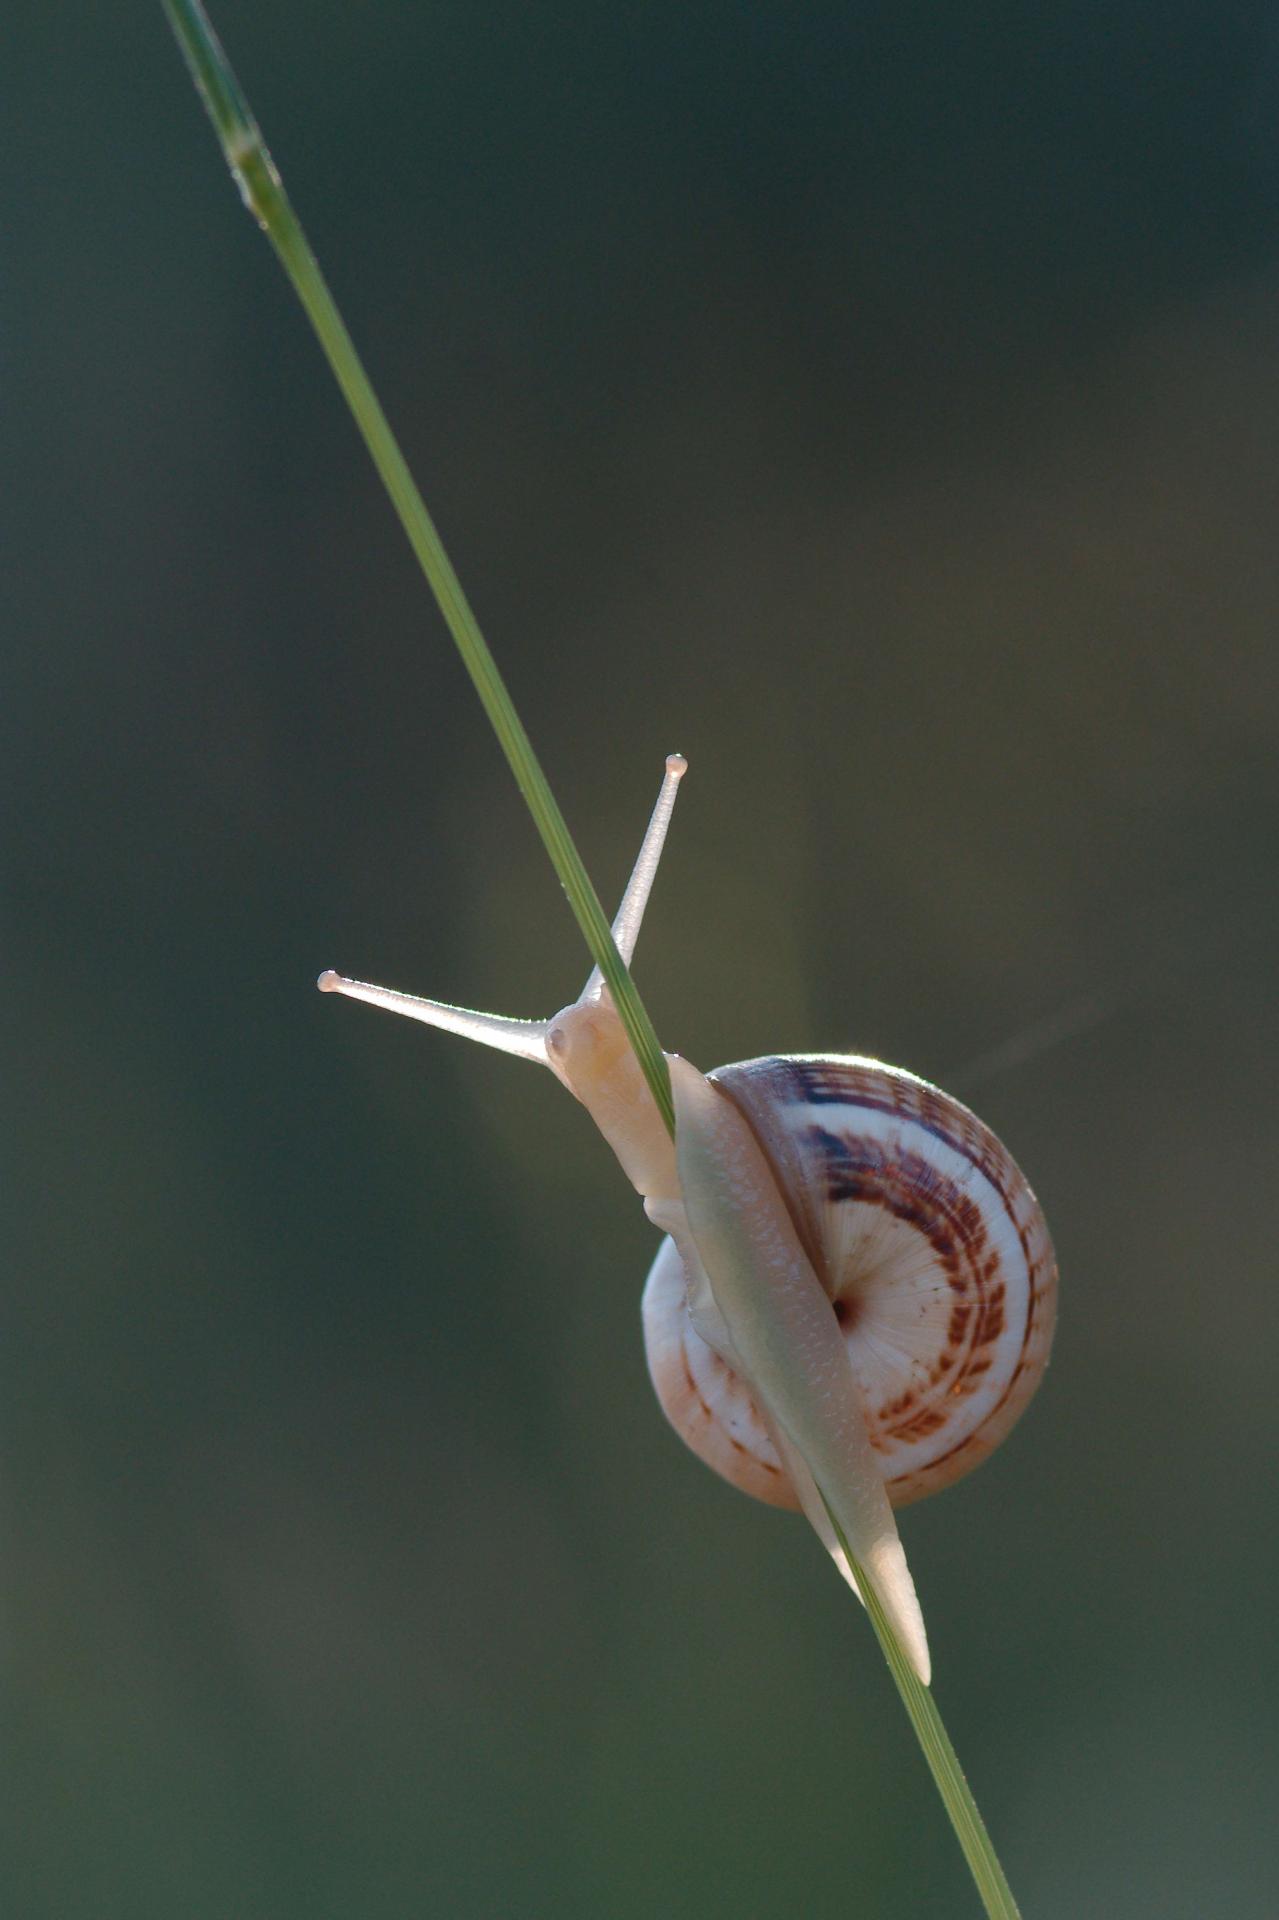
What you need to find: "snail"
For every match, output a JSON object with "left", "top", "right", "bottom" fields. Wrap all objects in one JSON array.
[{"left": 319, "top": 756, "right": 1057, "bottom": 1683}]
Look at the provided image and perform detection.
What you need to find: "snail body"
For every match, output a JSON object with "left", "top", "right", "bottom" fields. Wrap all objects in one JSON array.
[{"left": 319, "top": 757, "right": 1057, "bottom": 1684}]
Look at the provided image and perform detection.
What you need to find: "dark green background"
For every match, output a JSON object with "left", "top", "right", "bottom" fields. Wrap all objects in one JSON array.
[{"left": 8, "top": 5, "right": 1279, "bottom": 1915}]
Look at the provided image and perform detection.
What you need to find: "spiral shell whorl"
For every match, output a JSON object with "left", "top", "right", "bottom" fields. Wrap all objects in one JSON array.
[{"left": 642, "top": 1055, "right": 1057, "bottom": 1509}]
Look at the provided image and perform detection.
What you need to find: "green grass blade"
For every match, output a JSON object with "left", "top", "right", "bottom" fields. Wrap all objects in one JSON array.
[
  {"left": 823, "top": 1497, "right": 1023, "bottom": 1918},
  {"left": 160, "top": 0, "right": 673, "bottom": 1134}
]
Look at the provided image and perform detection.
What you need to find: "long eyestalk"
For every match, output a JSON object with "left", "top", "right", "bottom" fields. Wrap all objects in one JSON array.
[
  {"left": 316, "top": 973, "right": 550, "bottom": 1063},
  {"left": 162, "top": 8, "right": 1024, "bottom": 1912},
  {"left": 582, "top": 753, "right": 687, "bottom": 998}
]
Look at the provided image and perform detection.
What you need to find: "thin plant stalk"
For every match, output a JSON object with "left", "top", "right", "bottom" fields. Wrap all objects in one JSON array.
[
  {"left": 826, "top": 1502, "right": 1022, "bottom": 1919},
  {"left": 160, "top": 0, "right": 673, "bottom": 1135},
  {"left": 161, "top": 6, "right": 1022, "bottom": 1912}
]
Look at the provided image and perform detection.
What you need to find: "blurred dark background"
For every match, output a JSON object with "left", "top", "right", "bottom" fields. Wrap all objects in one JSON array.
[{"left": 6, "top": 4, "right": 1279, "bottom": 1915}]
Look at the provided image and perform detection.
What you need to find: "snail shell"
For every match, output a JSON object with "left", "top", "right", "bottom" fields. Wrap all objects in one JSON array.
[{"left": 642, "top": 1054, "right": 1057, "bottom": 1510}]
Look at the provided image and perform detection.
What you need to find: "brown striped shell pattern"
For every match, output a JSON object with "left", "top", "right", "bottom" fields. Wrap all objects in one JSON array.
[{"left": 642, "top": 1053, "right": 1057, "bottom": 1512}]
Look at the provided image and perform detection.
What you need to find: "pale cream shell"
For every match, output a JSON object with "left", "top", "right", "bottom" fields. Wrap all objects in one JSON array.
[{"left": 642, "top": 1055, "right": 1057, "bottom": 1509}]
